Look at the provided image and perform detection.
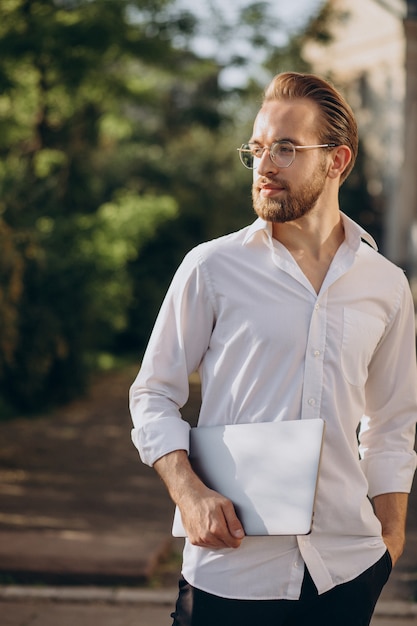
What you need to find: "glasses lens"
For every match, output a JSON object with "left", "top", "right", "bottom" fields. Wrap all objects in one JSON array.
[
  {"left": 238, "top": 144, "right": 255, "bottom": 169},
  {"left": 270, "top": 141, "right": 295, "bottom": 168}
]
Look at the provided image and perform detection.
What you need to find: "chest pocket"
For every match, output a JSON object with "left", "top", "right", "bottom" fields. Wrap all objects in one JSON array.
[{"left": 341, "top": 307, "right": 386, "bottom": 386}]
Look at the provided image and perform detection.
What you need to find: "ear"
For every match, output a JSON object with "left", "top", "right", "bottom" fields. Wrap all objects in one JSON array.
[{"left": 327, "top": 145, "right": 352, "bottom": 180}]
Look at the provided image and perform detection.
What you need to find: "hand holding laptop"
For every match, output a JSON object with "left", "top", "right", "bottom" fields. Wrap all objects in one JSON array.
[
  {"left": 176, "top": 478, "right": 245, "bottom": 549},
  {"left": 154, "top": 448, "right": 245, "bottom": 549}
]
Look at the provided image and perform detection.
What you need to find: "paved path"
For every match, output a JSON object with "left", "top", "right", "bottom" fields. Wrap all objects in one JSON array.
[
  {"left": 0, "top": 367, "right": 177, "bottom": 586},
  {"left": 0, "top": 366, "right": 416, "bottom": 624}
]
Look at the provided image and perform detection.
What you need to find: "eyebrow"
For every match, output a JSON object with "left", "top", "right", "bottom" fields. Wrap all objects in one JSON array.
[{"left": 249, "top": 137, "right": 300, "bottom": 145}]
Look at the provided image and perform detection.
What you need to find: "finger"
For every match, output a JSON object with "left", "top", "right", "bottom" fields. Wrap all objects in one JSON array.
[
  {"left": 188, "top": 515, "right": 242, "bottom": 549},
  {"left": 221, "top": 501, "right": 245, "bottom": 547}
]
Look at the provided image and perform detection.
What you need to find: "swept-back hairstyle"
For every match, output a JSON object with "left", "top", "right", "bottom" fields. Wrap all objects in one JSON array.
[{"left": 263, "top": 72, "right": 358, "bottom": 184}]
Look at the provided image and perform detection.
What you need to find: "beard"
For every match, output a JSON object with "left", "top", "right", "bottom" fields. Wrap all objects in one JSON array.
[{"left": 252, "top": 163, "right": 328, "bottom": 223}]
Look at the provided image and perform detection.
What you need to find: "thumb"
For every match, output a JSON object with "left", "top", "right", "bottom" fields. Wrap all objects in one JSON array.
[
  {"left": 232, "top": 526, "right": 245, "bottom": 539},
  {"left": 223, "top": 503, "right": 245, "bottom": 538}
]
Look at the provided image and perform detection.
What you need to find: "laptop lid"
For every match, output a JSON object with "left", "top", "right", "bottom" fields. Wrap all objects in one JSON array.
[{"left": 172, "top": 418, "right": 325, "bottom": 537}]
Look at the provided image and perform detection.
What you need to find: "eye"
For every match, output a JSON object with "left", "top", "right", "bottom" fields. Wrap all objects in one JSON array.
[
  {"left": 250, "top": 145, "right": 264, "bottom": 158},
  {"left": 275, "top": 142, "right": 293, "bottom": 155}
]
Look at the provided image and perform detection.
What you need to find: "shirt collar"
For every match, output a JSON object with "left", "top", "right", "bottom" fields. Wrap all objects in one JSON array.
[
  {"left": 242, "top": 218, "right": 272, "bottom": 245},
  {"left": 340, "top": 212, "right": 378, "bottom": 251},
  {"left": 242, "top": 214, "right": 378, "bottom": 252}
]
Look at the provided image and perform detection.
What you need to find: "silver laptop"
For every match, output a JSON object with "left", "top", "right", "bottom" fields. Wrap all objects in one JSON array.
[{"left": 172, "top": 418, "right": 325, "bottom": 537}]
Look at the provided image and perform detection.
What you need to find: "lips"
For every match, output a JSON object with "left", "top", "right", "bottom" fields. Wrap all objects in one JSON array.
[
  {"left": 259, "top": 177, "right": 288, "bottom": 188},
  {"left": 258, "top": 179, "right": 288, "bottom": 196},
  {"left": 262, "top": 184, "right": 285, "bottom": 191}
]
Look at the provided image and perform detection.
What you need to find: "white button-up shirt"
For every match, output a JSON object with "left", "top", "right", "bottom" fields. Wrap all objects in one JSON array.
[{"left": 130, "top": 214, "right": 417, "bottom": 600}]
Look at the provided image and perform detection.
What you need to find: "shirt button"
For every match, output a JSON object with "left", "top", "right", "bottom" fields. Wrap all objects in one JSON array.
[
  {"left": 314, "top": 303, "right": 320, "bottom": 311},
  {"left": 308, "top": 398, "right": 316, "bottom": 406},
  {"left": 313, "top": 350, "right": 321, "bottom": 357}
]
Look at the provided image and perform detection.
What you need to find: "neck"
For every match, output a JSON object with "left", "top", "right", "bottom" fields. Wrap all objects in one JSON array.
[
  {"left": 271, "top": 205, "right": 344, "bottom": 260},
  {"left": 271, "top": 208, "right": 345, "bottom": 294}
]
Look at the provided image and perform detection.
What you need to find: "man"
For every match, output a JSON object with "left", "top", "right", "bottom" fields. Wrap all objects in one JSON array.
[{"left": 130, "top": 72, "right": 417, "bottom": 625}]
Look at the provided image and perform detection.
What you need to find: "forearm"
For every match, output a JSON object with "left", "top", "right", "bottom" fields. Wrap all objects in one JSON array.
[
  {"left": 154, "top": 449, "right": 206, "bottom": 507},
  {"left": 373, "top": 492, "right": 409, "bottom": 566}
]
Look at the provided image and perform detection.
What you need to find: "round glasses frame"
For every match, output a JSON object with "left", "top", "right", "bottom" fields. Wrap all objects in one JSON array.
[{"left": 237, "top": 140, "right": 337, "bottom": 170}]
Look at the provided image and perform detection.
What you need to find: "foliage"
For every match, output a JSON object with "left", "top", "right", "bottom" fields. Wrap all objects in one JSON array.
[{"left": 0, "top": 0, "right": 208, "bottom": 411}]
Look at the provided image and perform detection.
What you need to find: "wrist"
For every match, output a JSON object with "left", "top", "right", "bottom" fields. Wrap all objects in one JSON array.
[{"left": 382, "top": 533, "right": 405, "bottom": 566}]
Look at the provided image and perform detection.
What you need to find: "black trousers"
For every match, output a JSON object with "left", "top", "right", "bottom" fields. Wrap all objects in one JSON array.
[{"left": 171, "top": 551, "right": 392, "bottom": 626}]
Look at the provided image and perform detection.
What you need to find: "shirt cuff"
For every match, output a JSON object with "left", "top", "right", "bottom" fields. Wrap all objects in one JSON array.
[
  {"left": 360, "top": 452, "right": 417, "bottom": 499},
  {"left": 131, "top": 417, "right": 191, "bottom": 467}
]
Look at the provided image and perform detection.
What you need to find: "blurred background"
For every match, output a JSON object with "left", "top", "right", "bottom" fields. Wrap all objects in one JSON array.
[{"left": 0, "top": 0, "right": 416, "bottom": 417}]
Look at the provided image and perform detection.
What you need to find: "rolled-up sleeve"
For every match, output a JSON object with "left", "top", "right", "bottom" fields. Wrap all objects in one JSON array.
[
  {"left": 359, "top": 274, "right": 417, "bottom": 498},
  {"left": 130, "top": 247, "right": 215, "bottom": 467}
]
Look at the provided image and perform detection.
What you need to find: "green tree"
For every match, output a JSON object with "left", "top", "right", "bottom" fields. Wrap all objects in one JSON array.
[{"left": 0, "top": 0, "right": 213, "bottom": 411}]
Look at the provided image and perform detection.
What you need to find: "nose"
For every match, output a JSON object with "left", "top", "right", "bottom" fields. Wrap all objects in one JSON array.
[{"left": 256, "top": 147, "right": 279, "bottom": 177}]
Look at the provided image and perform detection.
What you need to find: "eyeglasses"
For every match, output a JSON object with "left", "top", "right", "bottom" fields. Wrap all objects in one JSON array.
[{"left": 237, "top": 140, "right": 337, "bottom": 170}]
